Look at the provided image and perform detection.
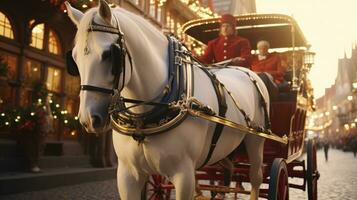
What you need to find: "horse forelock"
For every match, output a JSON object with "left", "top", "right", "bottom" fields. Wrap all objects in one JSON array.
[{"left": 73, "top": 8, "right": 96, "bottom": 53}]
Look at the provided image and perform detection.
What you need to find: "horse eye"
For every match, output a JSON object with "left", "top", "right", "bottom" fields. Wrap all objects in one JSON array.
[{"left": 101, "top": 50, "right": 111, "bottom": 61}]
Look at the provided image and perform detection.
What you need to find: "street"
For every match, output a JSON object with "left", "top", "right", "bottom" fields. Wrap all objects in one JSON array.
[{"left": 1, "top": 148, "right": 357, "bottom": 200}]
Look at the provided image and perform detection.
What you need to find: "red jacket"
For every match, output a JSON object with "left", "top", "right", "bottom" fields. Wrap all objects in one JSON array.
[
  {"left": 199, "top": 35, "right": 252, "bottom": 67},
  {"left": 251, "top": 53, "right": 284, "bottom": 84}
]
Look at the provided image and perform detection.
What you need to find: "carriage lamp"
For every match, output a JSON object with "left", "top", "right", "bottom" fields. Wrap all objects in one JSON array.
[
  {"left": 353, "top": 81, "right": 357, "bottom": 93},
  {"left": 303, "top": 50, "right": 315, "bottom": 68}
]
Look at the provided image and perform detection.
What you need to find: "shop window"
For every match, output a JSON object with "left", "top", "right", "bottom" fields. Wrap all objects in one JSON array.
[
  {"left": 48, "top": 30, "right": 61, "bottom": 55},
  {"left": 30, "top": 23, "right": 44, "bottom": 50},
  {"left": 46, "top": 66, "right": 62, "bottom": 93},
  {"left": 129, "top": 0, "right": 139, "bottom": 5},
  {"left": 0, "top": 51, "right": 17, "bottom": 81},
  {"left": 0, "top": 85, "right": 15, "bottom": 106},
  {"left": 19, "top": 89, "right": 31, "bottom": 107},
  {"left": 24, "top": 59, "right": 42, "bottom": 87},
  {"left": 65, "top": 74, "right": 80, "bottom": 96},
  {"left": 157, "top": 6, "right": 162, "bottom": 22},
  {"left": 149, "top": 0, "right": 156, "bottom": 17},
  {"left": 65, "top": 98, "right": 78, "bottom": 115},
  {"left": 0, "top": 12, "right": 14, "bottom": 39}
]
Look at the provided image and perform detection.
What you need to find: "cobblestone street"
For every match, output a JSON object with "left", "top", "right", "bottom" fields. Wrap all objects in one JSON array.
[{"left": 1, "top": 148, "right": 357, "bottom": 200}]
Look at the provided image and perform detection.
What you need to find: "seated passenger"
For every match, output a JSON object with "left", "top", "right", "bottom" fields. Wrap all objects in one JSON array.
[
  {"left": 251, "top": 40, "right": 283, "bottom": 101},
  {"left": 251, "top": 40, "right": 285, "bottom": 84},
  {"left": 199, "top": 14, "right": 252, "bottom": 67}
]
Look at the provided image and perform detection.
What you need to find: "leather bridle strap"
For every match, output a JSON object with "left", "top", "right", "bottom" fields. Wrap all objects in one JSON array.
[
  {"left": 80, "top": 13, "right": 129, "bottom": 95},
  {"left": 80, "top": 85, "right": 114, "bottom": 95}
]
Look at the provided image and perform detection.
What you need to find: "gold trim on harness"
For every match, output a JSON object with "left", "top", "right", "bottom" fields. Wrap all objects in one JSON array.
[{"left": 188, "top": 108, "right": 288, "bottom": 144}]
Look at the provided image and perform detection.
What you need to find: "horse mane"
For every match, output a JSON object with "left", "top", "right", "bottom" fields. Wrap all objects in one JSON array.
[{"left": 74, "top": 6, "right": 166, "bottom": 54}]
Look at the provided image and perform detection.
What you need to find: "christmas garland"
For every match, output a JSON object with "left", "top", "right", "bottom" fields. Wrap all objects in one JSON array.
[{"left": 0, "top": 82, "right": 80, "bottom": 132}]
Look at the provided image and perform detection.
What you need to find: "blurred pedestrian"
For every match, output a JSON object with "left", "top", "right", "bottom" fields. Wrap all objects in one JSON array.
[{"left": 323, "top": 140, "right": 330, "bottom": 161}]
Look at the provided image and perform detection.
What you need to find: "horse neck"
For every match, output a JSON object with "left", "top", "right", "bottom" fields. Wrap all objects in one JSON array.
[{"left": 117, "top": 10, "right": 169, "bottom": 103}]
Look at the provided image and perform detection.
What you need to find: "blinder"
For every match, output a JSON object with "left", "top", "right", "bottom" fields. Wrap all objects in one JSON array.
[
  {"left": 66, "top": 43, "right": 125, "bottom": 77},
  {"left": 66, "top": 50, "right": 80, "bottom": 76},
  {"left": 110, "top": 43, "right": 126, "bottom": 76}
]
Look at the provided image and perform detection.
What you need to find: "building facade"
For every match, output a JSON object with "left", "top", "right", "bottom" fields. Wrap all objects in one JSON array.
[
  {"left": 201, "top": 0, "right": 256, "bottom": 15},
  {"left": 0, "top": 0, "right": 213, "bottom": 142},
  {"left": 310, "top": 46, "right": 357, "bottom": 147}
]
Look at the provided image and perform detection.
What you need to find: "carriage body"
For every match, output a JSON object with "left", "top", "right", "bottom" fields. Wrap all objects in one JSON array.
[
  {"left": 142, "top": 14, "right": 318, "bottom": 200},
  {"left": 183, "top": 14, "right": 317, "bottom": 200}
]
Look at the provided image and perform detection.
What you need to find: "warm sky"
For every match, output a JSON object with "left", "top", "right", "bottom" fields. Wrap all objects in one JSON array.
[{"left": 256, "top": 0, "right": 357, "bottom": 98}]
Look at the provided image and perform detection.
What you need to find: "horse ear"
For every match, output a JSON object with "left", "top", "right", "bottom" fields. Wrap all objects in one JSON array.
[
  {"left": 99, "top": 0, "right": 112, "bottom": 25},
  {"left": 64, "top": 1, "right": 83, "bottom": 26}
]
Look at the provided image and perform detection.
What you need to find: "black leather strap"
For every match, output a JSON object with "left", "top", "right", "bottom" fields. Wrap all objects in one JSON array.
[
  {"left": 80, "top": 85, "right": 113, "bottom": 94},
  {"left": 198, "top": 68, "right": 228, "bottom": 169},
  {"left": 243, "top": 71, "right": 271, "bottom": 130}
]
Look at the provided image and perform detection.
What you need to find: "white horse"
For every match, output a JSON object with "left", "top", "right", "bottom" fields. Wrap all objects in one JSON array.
[{"left": 65, "top": 1, "right": 269, "bottom": 199}]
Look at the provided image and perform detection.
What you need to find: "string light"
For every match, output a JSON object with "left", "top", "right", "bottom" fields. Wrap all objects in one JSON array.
[
  {"left": 1, "top": 113, "right": 5, "bottom": 116},
  {"left": 30, "top": 112, "right": 35, "bottom": 116},
  {"left": 56, "top": 104, "right": 60, "bottom": 108},
  {"left": 5, "top": 122, "right": 9, "bottom": 126},
  {"left": 74, "top": 116, "right": 79, "bottom": 120},
  {"left": 64, "top": 120, "right": 68, "bottom": 124}
]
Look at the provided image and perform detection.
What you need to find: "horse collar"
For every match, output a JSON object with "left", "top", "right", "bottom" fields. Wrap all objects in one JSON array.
[{"left": 110, "top": 35, "right": 194, "bottom": 140}]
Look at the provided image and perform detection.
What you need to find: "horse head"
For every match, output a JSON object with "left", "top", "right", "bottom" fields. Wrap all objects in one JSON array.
[
  {"left": 65, "top": 0, "right": 167, "bottom": 133},
  {"left": 65, "top": 0, "right": 130, "bottom": 133}
]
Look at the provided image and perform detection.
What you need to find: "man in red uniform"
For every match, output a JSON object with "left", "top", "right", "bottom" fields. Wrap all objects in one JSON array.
[
  {"left": 199, "top": 14, "right": 252, "bottom": 67},
  {"left": 251, "top": 40, "right": 285, "bottom": 84}
]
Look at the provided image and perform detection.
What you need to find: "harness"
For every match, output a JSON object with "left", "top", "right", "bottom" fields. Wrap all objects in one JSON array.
[{"left": 66, "top": 12, "right": 288, "bottom": 168}]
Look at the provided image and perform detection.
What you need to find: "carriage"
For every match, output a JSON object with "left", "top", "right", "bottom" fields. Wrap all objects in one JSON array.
[{"left": 141, "top": 14, "right": 319, "bottom": 200}]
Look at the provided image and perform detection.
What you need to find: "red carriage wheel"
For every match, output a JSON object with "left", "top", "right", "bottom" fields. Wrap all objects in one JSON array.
[
  {"left": 141, "top": 175, "right": 172, "bottom": 200},
  {"left": 268, "top": 158, "right": 289, "bottom": 200},
  {"left": 307, "top": 139, "right": 319, "bottom": 200}
]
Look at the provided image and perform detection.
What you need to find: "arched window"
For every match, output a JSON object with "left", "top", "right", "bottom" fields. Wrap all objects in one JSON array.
[
  {"left": 0, "top": 12, "right": 14, "bottom": 39},
  {"left": 29, "top": 23, "right": 62, "bottom": 55},
  {"left": 48, "top": 30, "right": 61, "bottom": 55},
  {"left": 30, "top": 23, "right": 45, "bottom": 50}
]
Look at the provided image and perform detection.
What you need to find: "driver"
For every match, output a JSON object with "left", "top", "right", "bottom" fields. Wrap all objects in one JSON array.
[{"left": 199, "top": 14, "right": 252, "bottom": 67}]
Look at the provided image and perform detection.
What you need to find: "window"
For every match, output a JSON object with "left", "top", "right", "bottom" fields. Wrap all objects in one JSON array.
[
  {"left": 46, "top": 66, "right": 62, "bottom": 93},
  {"left": 129, "top": 0, "right": 139, "bottom": 5},
  {"left": 30, "top": 23, "right": 62, "bottom": 55},
  {"left": 65, "top": 98, "right": 79, "bottom": 115},
  {"left": 149, "top": 0, "right": 156, "bottom": 17},
  {"left": 65, "top": 74, "right": 80, "bottom": 96},
  {"left": 0, "top": 51, "right": 17, "bottom": 81},
  {"left": 48, "top": 30, "right": 61, "bottom": 55},
  {"left": 0, "top": 84, "right": 15, "bottom": 106},
  {"left": 30, "top": 23, "right": 44, "bottom": 50},
  {"left": 24, "top": 59, "right": 42, "bottom": 86},
  {"left": 0, "top": 12, "right": 14, "bottom": 39},
  {"left": 157, "top": 6, "right": 162, "bottom": 22},
  {"left": 19, "top": 89, "right": 31, "bottom": 106},
  {"left": 166, "top": 12, "right": 175, "bottom": 33}
]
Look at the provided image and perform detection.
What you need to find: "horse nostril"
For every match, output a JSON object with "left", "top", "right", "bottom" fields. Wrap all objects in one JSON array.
[{"left": 91, "top": 115, "right": 102, "bottom": 128}]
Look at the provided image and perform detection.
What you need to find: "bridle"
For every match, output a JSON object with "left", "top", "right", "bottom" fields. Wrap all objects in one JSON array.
[{"left": 66, "top": 12, "right": 132, "bottom": 95}]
